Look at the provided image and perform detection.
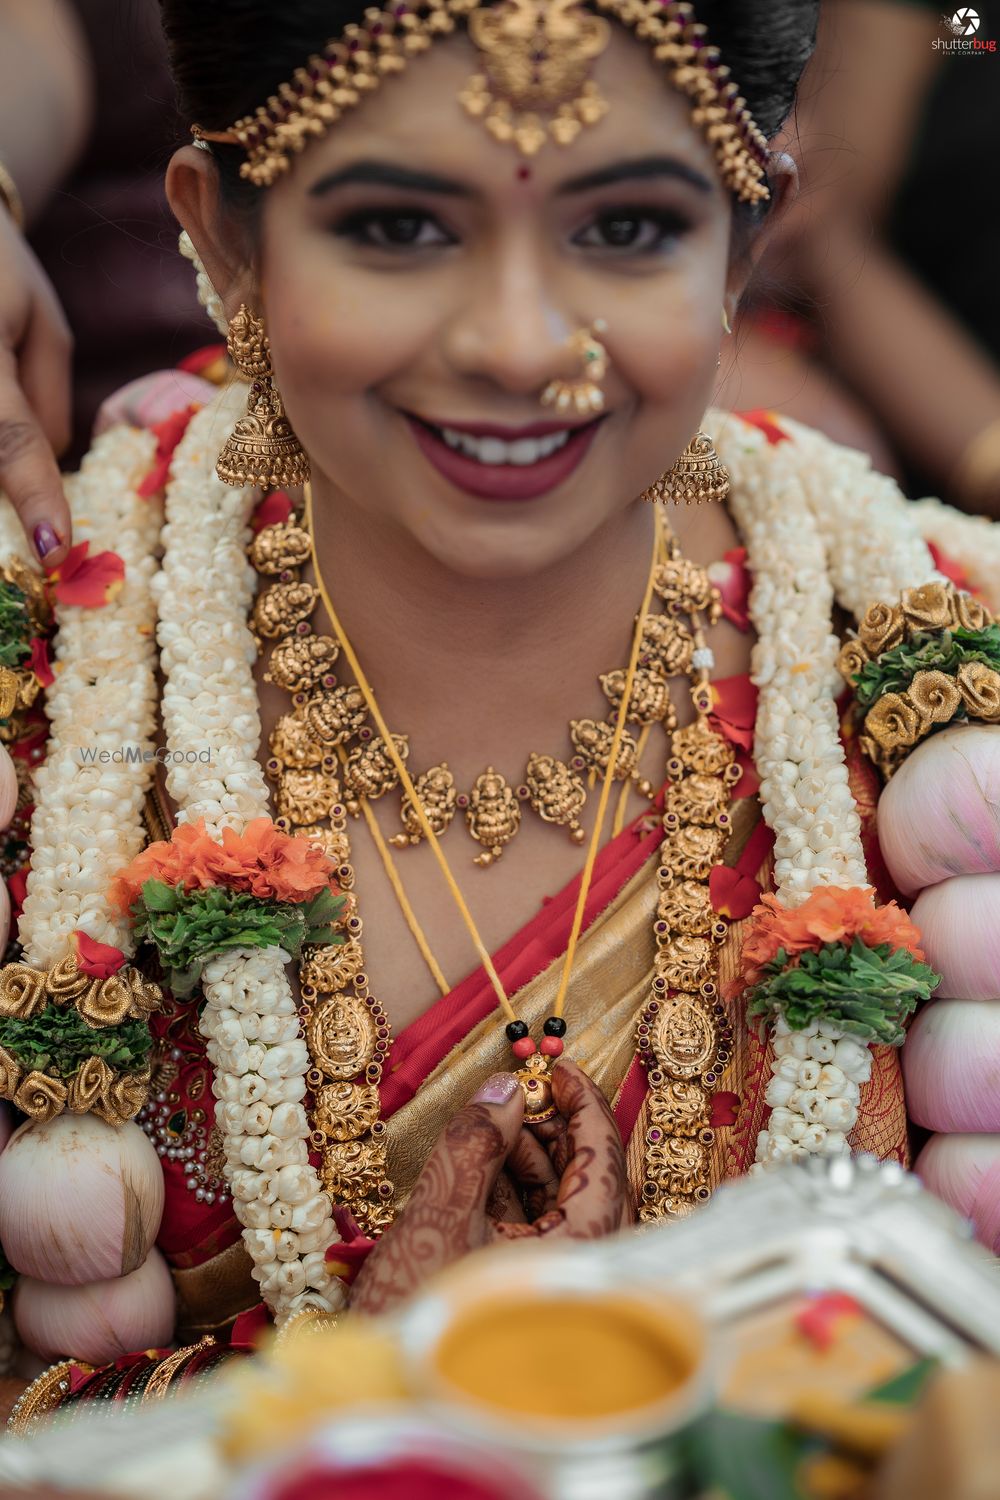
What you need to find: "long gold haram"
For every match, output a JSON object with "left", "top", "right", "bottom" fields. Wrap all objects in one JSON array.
[{"left": 248, "top": 504, "right": 736, "bottom": 1229}]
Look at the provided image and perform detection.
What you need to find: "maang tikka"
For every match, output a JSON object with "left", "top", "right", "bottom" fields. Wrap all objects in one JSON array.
[
  {"left": 643, "top": 431, "right": 731, "bottom": 506},
  {"left": 216, "top": 306, "right": 310, "bottom": 489}
]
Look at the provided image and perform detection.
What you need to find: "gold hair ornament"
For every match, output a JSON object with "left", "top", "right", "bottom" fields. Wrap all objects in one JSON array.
[{"left": 192, "top": 0, "right": 769, "bottom": 203}]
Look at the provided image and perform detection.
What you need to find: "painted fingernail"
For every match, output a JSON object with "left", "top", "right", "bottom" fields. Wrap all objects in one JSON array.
[
  {"left": 472, "top": 1072, "right": 519, "bottom": 1105},
  {"left": 33, "top": 523, "right": 61, "bottom": 558}
]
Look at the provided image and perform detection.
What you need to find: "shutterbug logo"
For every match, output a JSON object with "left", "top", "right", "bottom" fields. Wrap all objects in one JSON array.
[{"left": 934, "top": 7, "right": 996, "bottom": 49}]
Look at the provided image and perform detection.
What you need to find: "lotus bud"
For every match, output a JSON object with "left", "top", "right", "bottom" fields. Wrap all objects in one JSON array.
[
  {"left": 0, "top": 744, "right": 17, "bottom": 829},
  {"left": 909, "top": 875, "right": 1000, "bottom": 1000},
  {"left": 878, "top": 726, "right": 1000, "bottom": 894},
  {"left": 0, "top": 1114, "right": 163, "bottom": 1284},
  {"left": 916, "top": 1133, "right": 1000, "bottom": 1254},
  {"left": 13, "top": 1248, "right": 174, "bottom": 1363},
  {"left": 904, "top": 999, "right": 1000, "bottom": 1131}
]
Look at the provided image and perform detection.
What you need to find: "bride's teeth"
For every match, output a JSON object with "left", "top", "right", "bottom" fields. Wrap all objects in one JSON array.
[{"left": 437, "top": 427, "right": 574, "bottom": 464}]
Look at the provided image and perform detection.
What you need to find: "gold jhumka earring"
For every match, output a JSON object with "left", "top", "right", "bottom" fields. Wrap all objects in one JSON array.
[
  {"left": 216, "top": 306, "right": 310, "bottom": 489},
  {"left": 643, "top": 432, "right": 731, "bottom": 506},
  {"left": 539, "top": 319, "right": 609, "bottom": 414}
]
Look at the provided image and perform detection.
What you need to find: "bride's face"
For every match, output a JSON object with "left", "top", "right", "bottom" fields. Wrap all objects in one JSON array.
[{"left": 253, "top": 29, "right": 749, "bottom": 578}]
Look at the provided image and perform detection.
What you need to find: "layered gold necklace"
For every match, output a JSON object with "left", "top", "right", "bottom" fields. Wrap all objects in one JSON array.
[{"left": 248, "top": 496, "right": 739, "bottom": 1233}]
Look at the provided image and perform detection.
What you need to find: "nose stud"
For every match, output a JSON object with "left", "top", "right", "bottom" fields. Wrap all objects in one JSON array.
[{"left": 539, "top": 319, "right": 609, "bottom": 415}]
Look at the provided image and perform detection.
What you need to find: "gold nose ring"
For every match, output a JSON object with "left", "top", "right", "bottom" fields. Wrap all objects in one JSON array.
[{"left": 539, "top": 319, "right": 609, "bottom": 415}]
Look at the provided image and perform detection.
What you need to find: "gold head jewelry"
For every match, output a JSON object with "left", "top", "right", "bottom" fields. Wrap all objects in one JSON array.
[
  {"left": 216, "top": 305, "right": 310, "bottom": 489},
  {"left": 191, "top": 0, "right": 769, "bottom": 203},
  {"left": 540, "top": 319, "right": 609, "bottom": 414},
  {"left": 643, "top": 430, "right": 730, "bottom": 506}
]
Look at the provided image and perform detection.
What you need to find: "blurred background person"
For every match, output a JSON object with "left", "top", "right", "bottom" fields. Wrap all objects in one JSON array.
[
  {"left": 718, "top": 0, "right": 1000, "bottom": 516},
  {"left": 0, "top": 0, "right": 205, "bottom": 568}
]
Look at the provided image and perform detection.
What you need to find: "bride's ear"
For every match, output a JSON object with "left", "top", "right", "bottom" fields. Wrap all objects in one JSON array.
[
  {"left": 166, "top": 145, "right": 255, "bottom": 318},
  {"left": 723, "top": 149, "right": 799, "bottom": 317}
]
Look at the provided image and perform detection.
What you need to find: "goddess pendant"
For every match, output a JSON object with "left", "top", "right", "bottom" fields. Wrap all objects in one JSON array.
[{"left": 515, "top": 1051, "right": 558, "bottom": 1125}]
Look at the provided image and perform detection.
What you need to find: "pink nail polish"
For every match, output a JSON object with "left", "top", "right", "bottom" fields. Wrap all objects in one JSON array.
[
  {"left": 472, "top": 1072, "right": 519, "bottom": 1105},
  {"left": 34, "top": 523, "right": 61, "bottom": 558}
]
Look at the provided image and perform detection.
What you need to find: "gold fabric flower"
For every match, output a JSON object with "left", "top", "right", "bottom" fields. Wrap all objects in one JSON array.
[
  {"left": 0, "top": 964, "right": 49, "bottom": 1020},
  {"left": 14, "top": 1071, "right": 68, "bottom": 1122},
  {"left": 956, "top": 662, "right": 1000, "bottom": 721},
  {"left": 836, "top": 638, "right": 870, "bottom": 683},
  {"left": 76, "top": 973, "right": 132, "bottom": 1028},
  {"left": 44, "top": 955, "right": 92, "bottom": 1002},
  {"left": 900, "top": 582, "right": 954, "bottom": 632},
  {"left": 0, "top": 1043, "right": 23, "bottom": 1099},
  {"left": 953, "top": 592, "right": 993, "bottom": 632},
  {"left": 67, "top": 1055, "right": 115, "bottom": 1113},
  {"left": 91, "top": 1066, "right": 150, "bottom": 1126},
  {"left": 908, "top": 670, "right": 962, "bottom": 729},
  {"left": 120, "top": 967, "right": 164, "bottom": 1021},
  {"left": 863, "top": 692, "right": 921, "bottom": 753},
  {"left": 858, "top": 601, "right": 905, "bottom": 657}
]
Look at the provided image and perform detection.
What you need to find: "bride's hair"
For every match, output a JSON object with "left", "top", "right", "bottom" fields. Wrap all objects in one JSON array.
[{"left": 160, "top": 0, "right": 818, "bottom": 211}]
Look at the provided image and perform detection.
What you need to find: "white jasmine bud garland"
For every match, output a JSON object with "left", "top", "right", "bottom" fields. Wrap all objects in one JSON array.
[{"left": 16, "top": 424, "right": 161, "bottom": 966}]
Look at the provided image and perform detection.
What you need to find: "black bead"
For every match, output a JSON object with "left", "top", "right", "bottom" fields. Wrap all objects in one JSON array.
[
  {"left": 543, "top": 1016, "right": 567, "bottom": 1037},
  {"left": 505, "top": 1020, "right": 529, "bottom": 1042}
]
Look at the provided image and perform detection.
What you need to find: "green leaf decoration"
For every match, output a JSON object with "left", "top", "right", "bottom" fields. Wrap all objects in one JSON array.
[
  {"left": 131, "top": 880, "right": 345, "bottom": 997},
  {"left": 0, "top": 1007, "right": 152, "bottom": 1077},
  {"left": 0, "top": 580, "right": 33, "bottom": 669},
  {"left": 746, "top": 938, "right": 940, "bottom": 1046},
  {"left": 852, "top": 624, "right": 1000, "bottom": 708}
]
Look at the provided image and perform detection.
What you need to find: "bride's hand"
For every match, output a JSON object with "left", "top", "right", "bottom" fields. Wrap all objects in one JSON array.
[{"left": 350, "top": 1060, "right": 627, "bottom": 1317}]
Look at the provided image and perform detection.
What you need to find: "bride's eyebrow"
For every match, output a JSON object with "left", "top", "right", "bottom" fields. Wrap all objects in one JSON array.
[
  {"left": 308, "top": 160, "right": 473, "bottom": 197},
  {"left": 556, "top": 155, "right": 713, "bottom": 194},
  {"left": 307, "top": 152, "right": 713, "bottom": 199}
]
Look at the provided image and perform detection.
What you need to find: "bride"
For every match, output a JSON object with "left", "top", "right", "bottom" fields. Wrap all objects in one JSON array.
[{"left": 2, "top": 0, "right": 1000, "bottom": 1423}]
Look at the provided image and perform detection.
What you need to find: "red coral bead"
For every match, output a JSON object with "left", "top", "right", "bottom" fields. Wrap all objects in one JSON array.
[
  {"left": 511, "top": 1037, "right": 537, "bottom": 1060},
  {"left": 540, "top": 1037, "right": 564, "bottom": 1057}
]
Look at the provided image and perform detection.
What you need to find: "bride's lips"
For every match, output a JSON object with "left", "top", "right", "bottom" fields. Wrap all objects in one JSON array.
[{"left": 404, "top": 412, "right": 605, "bottom": 502}]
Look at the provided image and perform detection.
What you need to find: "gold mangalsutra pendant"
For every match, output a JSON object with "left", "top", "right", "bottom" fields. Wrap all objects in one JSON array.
[{"left": 515, "top": 1050, "right": 557, "bottom": 1125}]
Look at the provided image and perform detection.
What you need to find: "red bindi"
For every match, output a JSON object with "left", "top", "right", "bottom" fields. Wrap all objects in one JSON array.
[{"left": 516, "top": 165, "right": 532, "bottom": 181}]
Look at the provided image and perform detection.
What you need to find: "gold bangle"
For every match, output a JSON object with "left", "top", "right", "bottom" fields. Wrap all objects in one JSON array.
[
  {"left": 952, "top": 417, "right": 1000, "bottom": 507},
  {"left": 140, "top": 1335, "right": 216, "bottom": 1405},
  {"left": 0, "top": 157, "right": 24, "bottom": 231},
  {"left": 6, "top": 1359, "right": 94, "bottom": 1435}
]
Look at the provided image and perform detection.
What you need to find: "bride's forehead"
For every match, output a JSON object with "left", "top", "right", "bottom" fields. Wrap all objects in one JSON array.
[{"left": 290, "top": 30, "right": 713, "bottom": 188}]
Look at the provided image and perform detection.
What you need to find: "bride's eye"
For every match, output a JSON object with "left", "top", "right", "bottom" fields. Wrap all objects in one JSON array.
[
  {"left": 333, "top": 209, "right": 455, "bottom": 249},
  {"left": 573, "top": 208, "right": 691, "bottom": 254}
]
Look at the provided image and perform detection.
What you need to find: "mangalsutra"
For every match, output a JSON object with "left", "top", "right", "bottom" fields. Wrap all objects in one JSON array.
[{"left": 247, "top": 491, "right": 737, "bottom": 1227}]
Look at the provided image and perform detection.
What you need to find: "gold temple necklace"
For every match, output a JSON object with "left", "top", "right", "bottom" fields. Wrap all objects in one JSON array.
[{"left": 249, "top": 492, "right": 736, "bottom": 1231}]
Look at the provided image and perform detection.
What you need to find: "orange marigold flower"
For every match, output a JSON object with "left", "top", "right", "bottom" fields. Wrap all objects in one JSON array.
[
  {"left": 108, "top": 816, "right": 337, "bottom": 914},
  {"left": 213, "top": 817, "right": 337, "bottom": 902},
  {"left": 735, "top": 886, "right": 925, "bottom": 993}
]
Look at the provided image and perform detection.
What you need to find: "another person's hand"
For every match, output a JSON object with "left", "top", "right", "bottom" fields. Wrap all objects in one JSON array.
[
  {"left": 0, "top": 206, "right": 73, "bottom": 567},
  {"left": 351, "top": 1060, "right": 627, "bottom": 1317}
]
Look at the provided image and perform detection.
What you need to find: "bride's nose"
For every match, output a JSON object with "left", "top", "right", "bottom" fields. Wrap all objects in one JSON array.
[{"left": 441, "top": 241, "right": 588, "bottom": 398}]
